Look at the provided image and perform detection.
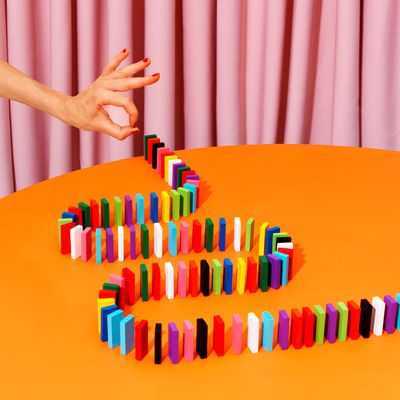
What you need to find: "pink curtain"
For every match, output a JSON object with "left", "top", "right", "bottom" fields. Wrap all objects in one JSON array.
[{"left": 1, "top": 0, "right": 400, "bottom": 197}]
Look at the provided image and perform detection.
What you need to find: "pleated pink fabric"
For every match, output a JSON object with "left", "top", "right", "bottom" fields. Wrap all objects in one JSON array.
[{"left": 1, "top": 0, "right": 400, "bottom": 196}]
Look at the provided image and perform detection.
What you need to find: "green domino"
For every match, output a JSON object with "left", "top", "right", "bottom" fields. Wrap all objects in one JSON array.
[
  {"left": 170, "top": 190, "right": 181, "bottom": 221},
  {"left": 140, "top": 264, "right": 149, "bottom": 301},
  {"left": 78, "top": 202, "right": 90, "bottom": 228},
  {"left": 245, "top": 218, "right": 255, "bottom": 251},
  {"left": 140, "top": 224, "right": 149, "bottom": 259},
  {"left": 212, "top": 259, "right": 222, "bottom": 295},
  {"left": 337, "top": 302, "right": 349, "bottom": 342},
  {"left": 258, "top": 256, "right": 269, "bottom": 292},
  {"left": 177, "top": 187, "right": 190, "bottom": 217},
  {"left": 205, "top": 218, "right": 214, "bottom": 252},
  {"left": 101, "top": 198, "right": 110, "bottom": 228},
  {"left": 177, "top": 166, "right": 190, "bottom": 188},
  {"left": 103, "top": 283, "right": 119, "bottom": 301},
  {"left": 272, "top": 232, "right": 288, "bottom": 252},
  {"left": 58, "top": 218, "right": 73, "bottom": 247},
  {"left": 314, "top": 305, "right": 326, "bottom": 344},
  {"left": 113, "top": 196, "right": 122, "bottom": 227},
  {"left": 144, "top": 134, "right": 157, "bottom": 160}
]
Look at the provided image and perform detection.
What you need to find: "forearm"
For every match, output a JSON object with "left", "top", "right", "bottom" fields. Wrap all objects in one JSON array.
[{"left": 0, "top": 59, "right": 70, "bottom": 122}]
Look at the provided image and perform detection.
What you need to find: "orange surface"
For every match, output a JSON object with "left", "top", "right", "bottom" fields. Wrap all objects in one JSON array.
[{"left": 1, "top": 144, "right": 400, "bottom": 399}]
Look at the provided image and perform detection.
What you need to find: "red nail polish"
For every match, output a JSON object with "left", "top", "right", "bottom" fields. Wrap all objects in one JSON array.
[
  {"left": 152, "top": 73, "right": 160, "bottom": 77},
  {"left": 122, "top": 48, "right": 127, "bottom": 53},
  {"left": 143, "top": 57, "right": 149, "bottom": 63}
]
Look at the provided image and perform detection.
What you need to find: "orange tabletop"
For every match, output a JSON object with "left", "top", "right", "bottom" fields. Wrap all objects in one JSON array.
[{"left": 1, "top": 144, "right": 400, "bottom": 399}]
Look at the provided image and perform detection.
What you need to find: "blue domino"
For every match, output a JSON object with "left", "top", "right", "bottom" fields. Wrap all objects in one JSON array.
[
  {"left": 96, "top": 228, "right": 102, "bottom": 264},
  {"left": 62, "top": 211, "right": 76, "bottom": 222},
  {"left": 107, "top": 309, "right": 124, "bottom": 349},
  {"left": 120, "top": 315, "right": 135, "bottom": 355},
  {"left": 100, "top": 305, "right": 119, "bottom": 342},
  {"left": 136, "top": 194, "right": 145, "bottom": 225},
  {"left": 183, "top": 183, "right": 197, "bottom": 213},
  {"left": 223, "top": 258, "right": 233, "bottom": 295},
  {"left": 219, "top": 217, "right": 226, "bottom": 251},
  {"left": 273, "top": 251, "right": 289, "bottom": 286},
  {"left": 265, "top": 226, "right": 280, "bottom": 255},
  {"left": 397, "top": 294, "right": 400, "bottom": 331},
  {"left": 262, "top": 311, "right": 274, "bottom": 352},
  {"left": 168, "top": 221, "right": 177, "bottom": 256},
  {"left": 150, "top": 192, "right": 159, "bottom": 223}
]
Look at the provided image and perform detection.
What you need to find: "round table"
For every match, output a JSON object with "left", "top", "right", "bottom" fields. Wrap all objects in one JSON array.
[{"left": 1, "top": 144, "right": 399, "bottom": 399}]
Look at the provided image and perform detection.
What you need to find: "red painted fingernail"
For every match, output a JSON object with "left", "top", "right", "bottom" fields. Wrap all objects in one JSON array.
[
  {"left": 152, "top": 73, "right": 160, "bottom": 77},
  {"left": 143, "top": 57, "right": 149, "bottom": 63},
  {"left": 122, "top": 48, "right": 127, "bottom": 53}
]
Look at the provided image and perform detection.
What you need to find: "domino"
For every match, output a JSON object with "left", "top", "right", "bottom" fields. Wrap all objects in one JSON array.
[
  {"left": 95, "top": 228, "right": 102, "bottom": 264},
  {"left": 384, "top": 295, "right": 398, "bottom": 334},
  {"left": 170, "top": 190, "right": 181, "bottom": 221},
  {"left": 140, "top": 264, "right": 149, "bottom": 301},
  {"left": 162, "top": 154, "right": 177, "bottom": 180},
  {"left": 70, "top": 225, "right": 83, "bottom": 259},
  {"left": 68, "top": 206, "right": 82, "bottom": 225},
  {"left": 154, "top": 223, "right": 163, "bottom": 258},
  {"left": 178, "top": 261, "right": 188, "bottom": 298},
  {"left": 172, "top": 162, "right": 185, "bottom": 189},
  {"left": 212, "top": 259, "right": 222, "bottom": 295},
  {"left": 314, "top": 305, "right": 326, "bottom": 344},
  {"left": 129, "top": 225, "right": 136, "bottom": 259},
  {"left": 81, "top": 227, "right": 92, "bottom": 262},
  {"left": 234, "top": 217, "right": 241, "bottom": 251},
  {"left": 177, "top": 166, "right": 191, "bottom": 188},
  {"left": 168, "top": 158, "right": 182, "bottom": 186},
  {"left": 247, "top": 312, "right": 260, "bottom": 353},
  {"left": 154, "top": 323, "right": 162, "bottom": 364},
  {"left": 272, "top": 232, "right": 288, "bottom": 253},
  {"left": 168, "top": 323, "right": 179, "bottom": 364},
  {"left": 183, "top": 183, "right": 197, "bottom": 212},
  {"left": 109, "top": 274, "right": 125, "bottom": 287},
  {"left": 103, "top": 283, "right": 119, "bottom": 300},
  {"left": 267, "top": 254, "right": 282, "bottom": 290},
  {"left": 122, "top": 267, "right": 135, "bottom": 305},
  {"left": 258, "top": 222, "right": 269, "bottom": 255},
  {"left": 266, "top": 227, "right": 280, "bottom": 255},
  {"left": 200, "top": 259, "right": 210, "bottom": 296},
  {"left": 277, "top": 242, "right": 294, "bottom": 250},
  {"left": 144, "top": 133, "right": 157, "bottom": 160},
  {"left": 135, "top": 320, "right": 148, "bottom": 360},
  {"left": 277, "top": 247, "right": 294, "bottom": 280},
  {"left": 97, "top": 298, "right": 115, "bottom": 332},
  {"left": 106, "top": 228, "right": 114, "bottom": 263},
  {"left": 100, "top": 304, "right": 119, "bottom": 342},
  {"left": 147, "top": 137, "right": 160, "bottom": 164},
  {"left": 180, "top": 221, "right": 189, "bottom": 254},
  {"left": 165, "top": 262, "right": 175, "bottom": 299},
  {"left": 78, "top": 202, "right": 90, "bottom": 228},
  {"left": 152, "top": 263, "right": 161, "bottom": 300},
  {"left": 232, "top": 314, "right": 243, "bottom": 355},
  {"left": 278, "top": 310, "right": 290, "bottom": 350},
  {"left": 258, "top": 256, "right": 269, "bottom": 292},
  {"left": 302, "top": 307, "right": 315, "bottom": 347},
  {"left": 192, "top": 219, "right": 202, "bottom": 253},
  {"left": 90, "top": 199, "right": 100, "bottom": 229},
  {"left": 182, "top": 169, "right": 196, "bottom": 186},
  {"left": 161, "top": 191, "right": 170, "bottom": 222},
  {"left": 397, "top": 294, "right": 400, "bottom": 331},
  {"left": 347, "top": 300, "right": 361, "bottom": 340},
  {"left": 205, "top": 218, "right": 214, "bottom": 252},
  {"left": 372, "top": 296, "right": 385, "bottom": 336},
  {"left": 117, "top": 226, "right": 124, "bottom": 262},
  {"left": 183, "top": 320, "right": 194, "bottom": 361},
  {"left": 223, "top": 258, "right": 233, "bottom": 295},
  {"left": 359, "top": 299, "right": 373, "bottom": 338},
  {"left": 290, "top": 308, "right": 303, "bottom": 349},
  {"left": 136, "top": 194, "right": 144, "bottom": 225},
  {"left": 246, "top": 257, "right": 258, "bottom": 293},
  {"left": 245, "top": 218, "right": 255, "bottom": 252},
  {"left": 58, "top": 218, "right": 73, "bottom": 247},
  {"left": 273, "top": 251, "right": 289, "bottom": 286},
  {"left": 262, "top": 311, "right": 274, "bottom": 352},
  {"left": 168, "top": 222, "right": 177, "bottom": 256},
  {"left": 113, "top": 197, "right": 122, "bottom": 227},
  {"left": 150, "top": 192, "right": 159, "bottom": 223},
  {"left": 326, "top": 303, "right": 338, "bottom": 344},
  {"left": 157, "top": 147, "right": 171, "bottom": 173},
  {"left": 189, "top": 261, "right": 199, "bottom": 297},
  {"left": 337, "top": 302, "right": 349, "bottom": 342},
  {"left": 177, "top": 187, "right": 190, "bottom": 217},
  {"left": 236, "top": 257, "right": 247, "bottom": 294},
  {"left": 152, "top": 142, "right": 165, "bottom": 169},
  {"left": 101, "top": 198, "right": 110, "bottom": 228},
  {"left": 219, "top": 217, "right": 226, "bottom": 251},
  {"left": 99, "top": 290, "right": 117, "bottom": 302},
  {"left": 196, "top": 318, "right": 208, "bottom": 359},
  {"left": 140, "top": 224, "right": 149, "bottom": 259},
  {"left": 124, "top": 195, "right": 132, "bottom": 226},
  {"left": 61, "top": 212, "right": 76, "bottom": 222},
  {"left": 213, "top": 315, "right": 225, "bottom": 356},
  {"left": 107, "top": 309, "right": 124, "bottom": 348},
  {"left": 120, "top": 315, "right": 135, "bottom": 355}
]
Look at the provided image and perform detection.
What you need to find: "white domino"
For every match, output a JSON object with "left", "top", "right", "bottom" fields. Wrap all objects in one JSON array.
[
  {"left": 234, "top": 217, "right": 241, "bottom": 252},
  {"left": 70, "top": 225, "right": 83, "bottom": 260},
  {"left": 277, "top": 242, "right": 294, "bottom": 250},
  {"left": 154, "top": 223, "right": 163, "bottom": 258},
  {"left": 165, "top": 262, "right": 175, "bottom": 299},
  {"left": 168, "top": 159, "right": 182, "bottom": 187},
  {"left": 117, "top": 226, "right": 124, "bottom": 262},
  {"left": 372, "top": 296, "right": 385, "bottom": 336},
  {"left": 247, "top": 312, "right": 260, "bottom": 353}
]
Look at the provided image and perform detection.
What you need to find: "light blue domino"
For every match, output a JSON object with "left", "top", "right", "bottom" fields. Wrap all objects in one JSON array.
[
  {"left": 273, "top": 251, "right": 289, "bottom": 286},
  {"left": 107, "top": 309, "right": 124, "bottom": 349},
  {"left": 262, "top": 311, "right": 274, "bottom": 352},
  {"left": 168, "top": 221, "right": 177, "bottom": 256},
  {"left": 96, "top": 228, "right": 102, "bottom": 264},
  {"left": 120, "top": 315, "right": 135, "bottom": 355},
  {"left": 183, "top": 183, "right": 197, "bottom": 213},
  {"left": 136, "top": 194, "right": 145, "bottom": 225},
  {"left": 397, "top": 294, "right": 400, "bottom": 331}
]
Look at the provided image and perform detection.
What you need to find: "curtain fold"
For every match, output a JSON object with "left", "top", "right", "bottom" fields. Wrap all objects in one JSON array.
[{"left": 1, "top": 0, "right": 400, "bottom": 197}]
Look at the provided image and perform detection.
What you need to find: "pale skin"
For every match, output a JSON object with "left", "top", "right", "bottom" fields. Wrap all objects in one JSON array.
[{"left": 0, "top": 49, "right": 159, "bottom": 140}]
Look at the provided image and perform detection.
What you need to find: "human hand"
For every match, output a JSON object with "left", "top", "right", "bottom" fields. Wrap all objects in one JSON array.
[{"left": 63, "top": 49, "right": 159, "bottom": 140}]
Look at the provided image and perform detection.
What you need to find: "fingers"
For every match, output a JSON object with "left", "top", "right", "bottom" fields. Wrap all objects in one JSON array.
[
  {"left": 101, "top": 49, "right": 129, "bottom": 76},
  {"left": 105, "top": 74, "right": 160, "bottom": 92},
  {"left": 101, "top": 118, "right": 140, "bottom": 140},
  {"left": 112, "top": 57, "right": 151, "bottom": 78},
  {"left": 100, "top": 91, "right": 138, "bottom": 121}
]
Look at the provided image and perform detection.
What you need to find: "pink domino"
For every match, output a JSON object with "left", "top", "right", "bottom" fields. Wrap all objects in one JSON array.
[
  {"left": 180, "top": 221, "right": 189, "bottom": 254},
  {"left": 157, "top": 147, "right": 171, "bottom": 173},
  {"left": 109, "top": 274, "right": 125, "bottom": 288},
  {"left": 183, "top": 320, "right": 194, "bottom": 361},
  {"left": 81, "top": 227, "right": 92, "bottom": 262},
  {"left": 178, "top": 261, "right": 188, "bottom": 298},
  {"left": 187, "top": 179, "right": 199, "bottom": 187},
  {"left": 232, "top": 313, "right": 243, "bottom": 355}
]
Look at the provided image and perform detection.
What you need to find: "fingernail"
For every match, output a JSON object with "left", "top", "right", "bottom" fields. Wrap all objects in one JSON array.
[
  {"left": 152, "top": 73, "right": 160, "bottom": 77},
  {"left": 143, "top": 57, "right": 149, "bottom": 63},
  {"left": 122, "top": 48, "right": 127, "bottom": 53}
]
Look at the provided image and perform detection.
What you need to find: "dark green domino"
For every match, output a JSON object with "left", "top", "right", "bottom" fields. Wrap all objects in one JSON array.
[
  {"left": 103, "top": 283, "right": 119, "bottom": 302},
  {"left": 177, "top": 166, "right": 190, "bottom": 188},
  {"left": 141, "top": 224, "right": 149, "bottom": 259},
  {"left": 205, "top": 218, "right": 214, "bottom": 252},
  {"left": 78, "top": 202, "right": 90, "bottom": 228},
  {"left": 101, "top": 198, "right": 110, "bottom": 228},
  {"left": 144, "top": 134, "right": 157, "bottom": 160},
  {"left": 258, "top": 256, "right": 269, "bottom": 292},
  {"left": 140, "top": 264, "right": 149, "bottom": 301}
]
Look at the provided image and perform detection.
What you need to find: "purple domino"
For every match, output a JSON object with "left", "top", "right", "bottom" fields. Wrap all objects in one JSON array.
[
  {"left": 129, "top": 225, "right": 136, "bottom": 260},
  {"left": 384, "top": 295, "right": 398, "bottom": 334},
  {"left": 106, "top": 228, "right": 114, "bottom": 263},
  {"left": 168, "top": 322, "right": 179, "bottom": 364},
  {"left": 186, "top": 174, "right": 199, "bottom": 181},
  {"left": 172, "top": 162, "right": 186, "bottom": 190},
  {"left": 326, "top": 304, "right": 338, "bottom": 344},
  {"left": 267, "top": 254, "right": 281, "bottom": 289},
  {"left": 125, "top": 195, "right": 132, "bottom": 226},
  {"left": 278, "top": 310, "right": 289, "bottom": 350}
]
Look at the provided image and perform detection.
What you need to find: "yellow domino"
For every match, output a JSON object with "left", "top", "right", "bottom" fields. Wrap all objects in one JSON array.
[
  {"left": 162, "top": 191, "right": 171, "bottom": 223},
  {"left": 237, "top": 257, "right": 247, "bottom": 294},
  {"left": 97, "top": 298, "right": 115, "bottom": 333},
  {"left": 164, "top": 155, "right": 178, "bottom": 183},
  {"left": 258, "top": 221, "right": 269, "bottom": 256}
]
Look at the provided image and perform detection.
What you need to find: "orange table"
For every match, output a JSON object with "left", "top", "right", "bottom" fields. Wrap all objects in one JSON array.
[{"left": 1, "top": 144, "right": 400, "bottom": 399}]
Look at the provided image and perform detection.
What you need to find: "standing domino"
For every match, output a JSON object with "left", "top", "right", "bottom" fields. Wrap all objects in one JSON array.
[
  {"left": 154, "top": 223, "right": 163, "bottom": 258},
  {"left": 372, "top": 296, "right": 385, "bottom": 336},
  {"left": 70, "top": 225, "right": 83, "bottom": 259},
  {"left": 165, "top": 262, "right": 175, "bottom": 299},
  {"left": 234, "top": 217, "right": 241, "bottom": 252},
  {"left": 247, "top": 312, "right": 260, "bottom": 353},
  {"left": 117, "top": 226, "right": 124, "bottom": 262}
]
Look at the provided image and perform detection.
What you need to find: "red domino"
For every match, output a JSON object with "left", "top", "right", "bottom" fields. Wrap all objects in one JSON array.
[
  {"left": 291, "top": 308, "right": 303, "bottom": 349},
  {"left": 152, "top": 262, "right": 161, "bottom": 300},
  {"left": 277, "top": 247, "right": 293, "bottom": 280},
  {"left": 302, "top": 306, "right": 315, "bottom": 347},
  {"left": 118, "top": 286, "right": 125, "bottom": 310},
  {"left": 98, "top": 289, "right": 117, "bottom": 302},
  {"left": 68, "top": 206, "right": 82, "bottom": 226},
  {"left": 247, "top": 257, "right": 258, "bottom": 293},
  {"left": 135, "top": 320, "right": 149, "bottom": 361},
  {"left": 61, "top": 222, "right": 76, "bottom": 254},
  {"left": 192, "top": 219, "right": 202, "bottom": 253},
  {"left": 81, "top": 227, "right": 92, "bottom": 262},
  {"left": 213, "top": 315, "right": 225, "bottom": 356},
  {"left": 122, "top": 267, "right": 135, "bottom": 305},
  {"left": 147, "top": 138, "right": 160, "bottom": 164},
  {"left": 347, "top": 300, "right": 361, "bottom": 340},
  {"left": 90, "top": 199, "right": 100, "bottom": 228},
  {"left": 189, "top": 260, "right": 199, "bottom": 297},
  {"left": 160, "top": 151, "right": 175, "bottom": 178},
  {"left": 182, "top": 169, "right": 196, "bottom": 186}
]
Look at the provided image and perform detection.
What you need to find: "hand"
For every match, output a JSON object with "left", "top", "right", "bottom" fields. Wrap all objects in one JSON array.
[{"left": 63, "top": 50, "right": 159, "bottom": 140}]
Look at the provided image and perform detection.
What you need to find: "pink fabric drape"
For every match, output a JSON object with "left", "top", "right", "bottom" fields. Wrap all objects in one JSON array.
[{"left": 1, "top": 0, "right": 400, "bottom": 197}]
